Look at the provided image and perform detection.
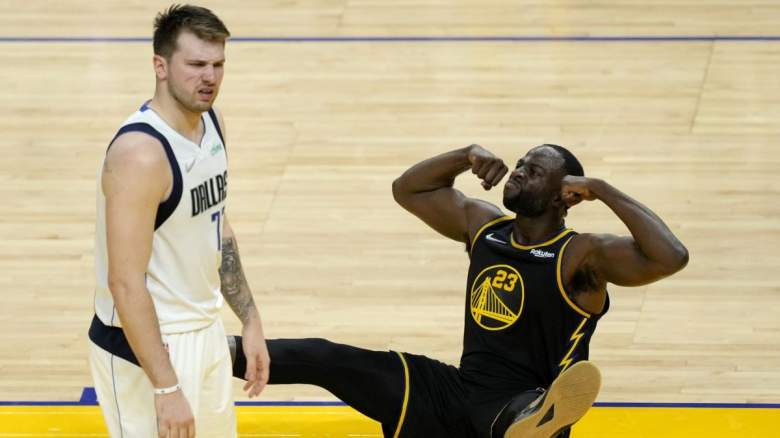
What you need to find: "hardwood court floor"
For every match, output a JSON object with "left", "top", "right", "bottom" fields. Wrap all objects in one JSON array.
[{"left": 0, "top": 1, "right": 777, "bottom": 433}]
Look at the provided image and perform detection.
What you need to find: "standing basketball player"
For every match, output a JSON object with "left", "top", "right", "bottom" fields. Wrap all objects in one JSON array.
[
  {"left": 88, "top": 5, "right": 269, "bottom": 437},
  {"left": 232, "top": 144, "right": 688, "bottom": 437}
]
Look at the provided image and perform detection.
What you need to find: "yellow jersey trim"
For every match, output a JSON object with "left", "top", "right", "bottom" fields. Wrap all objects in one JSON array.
[
  {"left": 470, "top": 215, "right": 514, "bottom": 253},
  {"left": 510, "top": 228, "right": 574, "bottom": 250},
  {"left": 558, "top": 316, "right": 589, "bottom": 372},
  {"left": 556, "top": 235, "right": 592, "bottom": 318},
  {"left": 392, "top": 352, "right": 411, "bottom": 438}
]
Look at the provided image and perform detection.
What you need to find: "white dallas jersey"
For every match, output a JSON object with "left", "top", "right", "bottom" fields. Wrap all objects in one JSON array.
[{"left": 94, "top": 103, "right": 228, "bottom": 334}]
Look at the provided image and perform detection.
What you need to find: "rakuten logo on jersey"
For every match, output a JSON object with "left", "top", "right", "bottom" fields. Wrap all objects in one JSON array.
[{"left": 530, "top": 248, "right": 555, "bottom": 258}]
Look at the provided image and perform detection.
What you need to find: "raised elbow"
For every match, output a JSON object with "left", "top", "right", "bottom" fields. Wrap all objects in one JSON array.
[
  {"left": 392, "top": 177, "right": 407, "bottom": 205},
  {"left": 663, "top": 244, "right": 690, "bottom": 275},
  {"left": 675, "top": 245, "right": 690, "bottom": 271}
]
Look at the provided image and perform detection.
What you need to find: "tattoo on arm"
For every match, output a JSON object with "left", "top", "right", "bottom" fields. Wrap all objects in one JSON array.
[{"left": 219, "top": 236, "right": 257, "bottom": 325}]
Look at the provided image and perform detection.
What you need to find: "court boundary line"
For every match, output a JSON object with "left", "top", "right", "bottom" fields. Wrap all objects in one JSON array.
[
  {"left": 0, "top": 388, "right": 776, "bottom": 408},
  {"left": 2, "top": 29, "right": 778, "bottom": 413},
  {"left": 1, "top": 401, "right": 778, "bottom": 409},
  {"left": 1, "top": 35, "right": 780, "bottom": 43}
]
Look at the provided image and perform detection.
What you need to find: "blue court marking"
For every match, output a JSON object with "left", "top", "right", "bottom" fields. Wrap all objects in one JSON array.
[
  {"left": 593, "top": 402, "right": 780, "bottom": 409},
  {"left": 2, "top": 401, "right": 779, "bottom": 408},
  {"left": 0, "top": 401, "right": 95, "bottom": 406},
  {"left": 0, "top": 388, "right": 777, "bottom": 408},
  {"left": 1, "top": 35, "right": 780, "bottom": 43},
  {"left": 235, "top": 401, "right": 349, "bottom": 406},
  {"left": 80, "top": 387, "right": 97, "bottom": 403}
]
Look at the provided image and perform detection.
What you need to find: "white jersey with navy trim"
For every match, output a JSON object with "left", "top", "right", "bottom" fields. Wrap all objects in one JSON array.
[{"left": 94, "top": 103, "right": 228, "bottom": 334}]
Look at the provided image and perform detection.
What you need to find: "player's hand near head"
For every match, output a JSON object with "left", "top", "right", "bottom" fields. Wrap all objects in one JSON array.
[
  {"left": 561, "top": 175, "right": 598, "bottom": 207},
  {"left": 467, "top": 144, "right": 509, "bottom": 190},
  {"left": 563, "top": 176, "right": 688, "bottom": 289},
  {"left": 392, "top": 144, "right": 505, "bottom": 245},
  {"left": 155, "top": 389, "right": 195, "bottom": 438}
]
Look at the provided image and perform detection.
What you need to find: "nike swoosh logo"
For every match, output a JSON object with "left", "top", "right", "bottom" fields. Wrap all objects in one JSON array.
[
  {"left": 485, "top": 233, "right": 507, "bottom": 245},
  {"left": 184, "top": 159, "right": 196, "bottom": 173}
]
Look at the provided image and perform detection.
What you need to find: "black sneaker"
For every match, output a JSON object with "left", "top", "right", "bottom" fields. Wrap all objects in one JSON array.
[{"left": 501, "top": 361, "right": 601, "bottom": 438}]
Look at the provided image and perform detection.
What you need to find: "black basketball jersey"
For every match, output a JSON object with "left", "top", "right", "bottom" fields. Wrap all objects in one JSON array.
[{"left": 459, "top": 216, "right": 609, "bottom": 393}]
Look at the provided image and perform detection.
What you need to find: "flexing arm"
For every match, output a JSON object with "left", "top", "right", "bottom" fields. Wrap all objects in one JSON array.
[
  {"left": 103, "top": 133, "right": 194, "bottom": 437},
  {"left": 392, "top": 144, "right": 509, "bottom": 245},
  {"left": 564, "top": 176, "right": 689, "bottom": 287}
]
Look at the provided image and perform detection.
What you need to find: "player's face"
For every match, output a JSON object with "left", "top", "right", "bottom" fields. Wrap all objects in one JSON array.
[
  {"left": 502, "top": 146, "right": 565, "bottom": 217},
  {"left": 166, "top": 31, "right": 225, "bottom": 114}
]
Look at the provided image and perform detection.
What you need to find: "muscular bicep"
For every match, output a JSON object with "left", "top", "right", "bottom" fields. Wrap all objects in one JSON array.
[
  {"left": 587, "top": 233, "right": 674, "bottom": 287},
  {"left": 103, "top": 134, "right": 170, "bottom": 288},
  {"left": 394, "top": 185, "right": 502, "bottom": 244}
]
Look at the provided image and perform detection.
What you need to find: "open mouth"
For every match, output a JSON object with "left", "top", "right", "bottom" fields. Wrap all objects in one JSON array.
[{"left": 198, "top": 89, "right": 214, "bottom": 99}]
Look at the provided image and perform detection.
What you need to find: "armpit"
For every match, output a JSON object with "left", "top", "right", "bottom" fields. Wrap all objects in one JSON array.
[{"left": 569, "top": 266, "right": 602, "bottom": 299}]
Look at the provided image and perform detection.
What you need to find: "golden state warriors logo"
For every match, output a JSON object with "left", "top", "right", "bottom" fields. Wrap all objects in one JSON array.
[{"left": 470, "top": 264, "right": 525, "bottom": 331}]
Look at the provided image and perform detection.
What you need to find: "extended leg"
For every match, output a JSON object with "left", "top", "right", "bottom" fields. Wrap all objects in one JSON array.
[{"left": 232, "top": 336, "right": 405, "bottom": 437}]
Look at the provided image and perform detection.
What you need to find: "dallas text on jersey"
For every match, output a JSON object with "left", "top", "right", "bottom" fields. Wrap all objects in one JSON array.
[{"left": 191, "top": 171, "right": 228, "bottom": 216}]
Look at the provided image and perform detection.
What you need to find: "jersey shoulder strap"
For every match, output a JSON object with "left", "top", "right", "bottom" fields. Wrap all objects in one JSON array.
[
  {"left": 106, "top": 122, "right": 183, "bottom": 230},
  {"left": 469, "top": 215, "right": 513, "bottom": 254}
]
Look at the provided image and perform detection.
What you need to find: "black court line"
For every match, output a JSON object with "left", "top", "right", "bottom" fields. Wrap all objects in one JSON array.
[{"left": 1, "top": 35, "right": 780, "bottom": 43}]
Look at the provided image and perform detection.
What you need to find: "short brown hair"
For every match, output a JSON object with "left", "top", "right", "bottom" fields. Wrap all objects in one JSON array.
[{"left": 153, "top": 4, "right": 230, "bottom": 59}]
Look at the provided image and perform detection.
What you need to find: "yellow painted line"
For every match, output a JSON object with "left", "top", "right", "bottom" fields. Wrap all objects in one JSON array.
[
  {"left": 0, "top": 406, "right": 381, "bottom": 437},
  {"left": 0, "top": 405, "right": 777, "bottom": 437},
  {"left": 236, "top": 406, "right": 381, "bottom": 437},
  {"left": 573, "top": 407, "right": 779, "bottom": 438}
]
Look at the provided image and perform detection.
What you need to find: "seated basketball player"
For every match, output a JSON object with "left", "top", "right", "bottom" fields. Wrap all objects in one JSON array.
[{"left": 230, "top": 144, "right": 689, "bottom": 438}]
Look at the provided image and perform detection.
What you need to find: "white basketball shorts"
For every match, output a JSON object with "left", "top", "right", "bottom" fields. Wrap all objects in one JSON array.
[{"left": 89, "top": 318, "right": 236, "bottom": 437}]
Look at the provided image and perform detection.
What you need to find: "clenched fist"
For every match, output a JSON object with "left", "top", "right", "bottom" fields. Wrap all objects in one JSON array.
[{"left": 467, "top": 144, "right": 508, "bottom": 190}]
